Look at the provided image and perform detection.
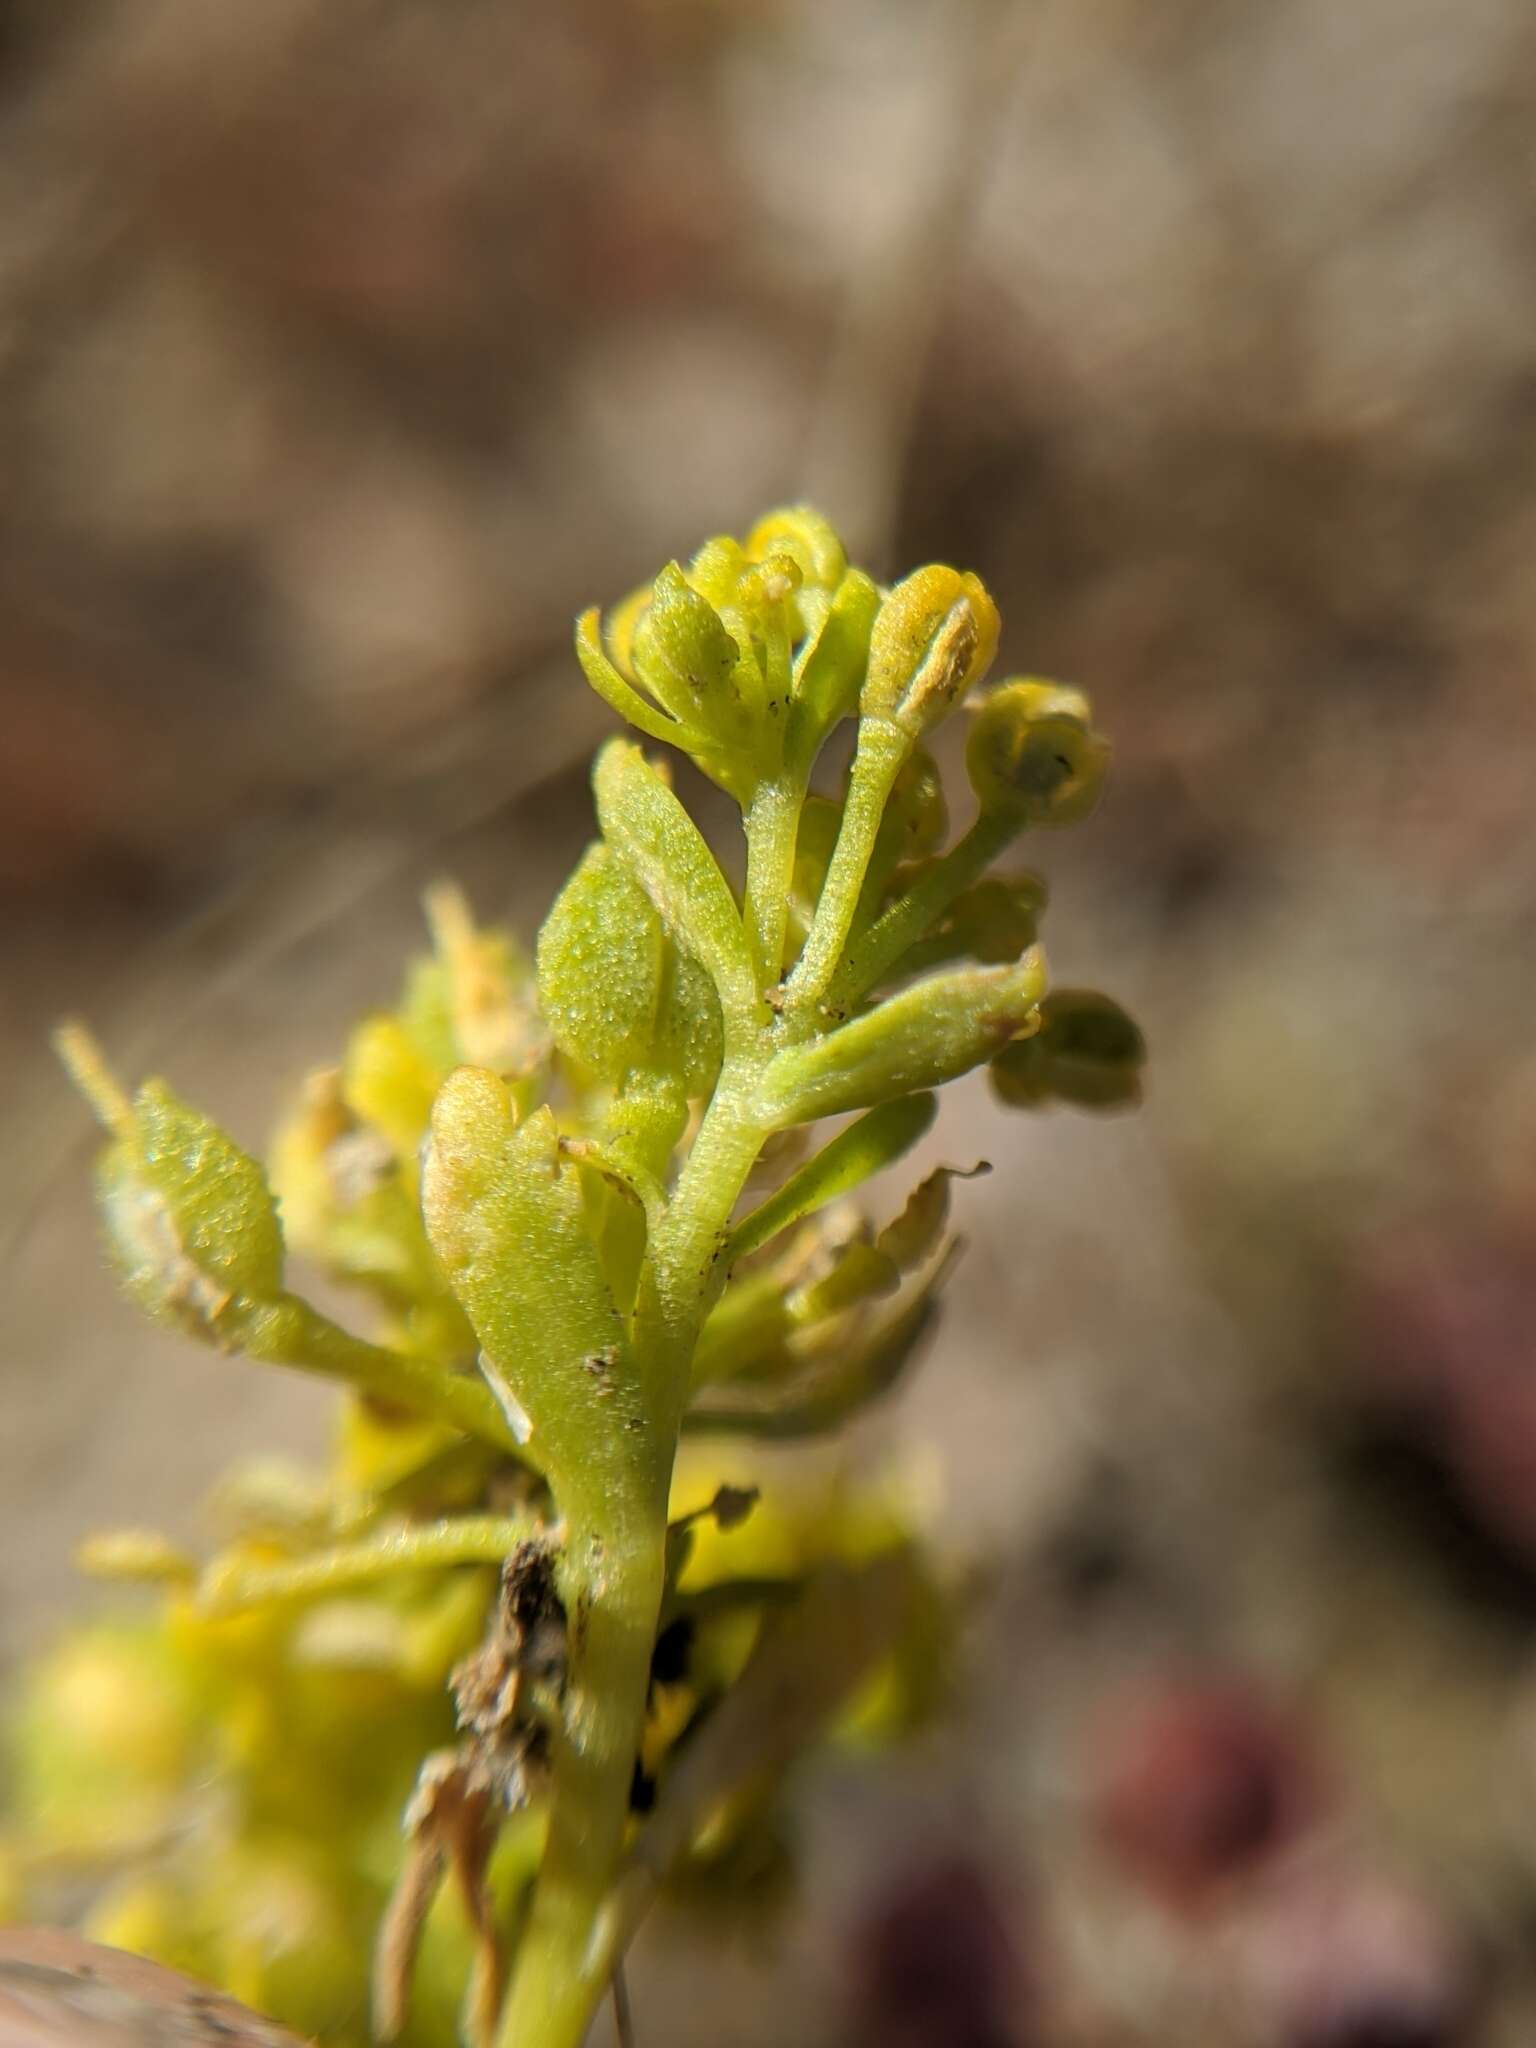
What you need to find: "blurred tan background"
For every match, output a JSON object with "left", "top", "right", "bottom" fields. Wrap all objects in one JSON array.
[{"left": 5, "top": 2, "right": 1536, "bottom": 2042}]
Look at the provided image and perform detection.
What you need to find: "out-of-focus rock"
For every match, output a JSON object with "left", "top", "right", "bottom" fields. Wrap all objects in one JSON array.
[
  {"left": 1091, "top": 1677, "right": 1318, "bottom": 1910},
  {"left": 0, "top": 1930, "right": 306, "bottom": 2048},
  {"left": 844, "top": 1852, "right": 1034, "bottom": 2048}
]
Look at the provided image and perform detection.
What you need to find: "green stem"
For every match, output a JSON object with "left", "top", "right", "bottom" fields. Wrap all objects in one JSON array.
[
  {"left": 196, "top": 1514, "right": 542, "bottom": 1615},
  {"left": 242, "top": 1295, "right": 521, "bottom": 1453},
  {"left": 648, "top": 1071, "right": 771, "bottom": 1360},
  {"left": 495, "top": 1501, "right": 666, "bottom": 2048},
  {"left": 742, "top": 771, "right": 805, "bottom": 993},
  {"left": 782, "top": 720, "right": 909, "bottom": 1026},
  {"left": 498, "top": 1074, "right": 770, "bottom": 2047},
  {"left": 823, "top": 805, "right": 1019, "bottom": 1014}
]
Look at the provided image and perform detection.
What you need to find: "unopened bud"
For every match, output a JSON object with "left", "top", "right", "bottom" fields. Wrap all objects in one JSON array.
[
  {"left": 602, "top": 582, "right": 652, "bottom": 682},
  {"left": 632, "top": 563, "right": 747, "bottom": 739},
  {"left": 966, "top": 678, "right": 1108, "bottom": 824},
  {"left": 990, "top": 987, "right": 1144, "bottom": 1110},
  {"left": 745, "top": 505, "right": 848, "bottom": 593},
  {"left": 684, "top": 534, "right": 750, "bottom": 610},
  {"left": 863, "top": 567, "right": 1001, "bottom": 739}
]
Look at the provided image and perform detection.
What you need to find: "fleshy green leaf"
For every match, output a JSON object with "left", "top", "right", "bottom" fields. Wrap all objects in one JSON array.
[
  {"left": 593, "top": 740, "right": 757, "bottom": 1027},
  {"left": 575, "top": 608, "right": 711, "bottom": 755},
  {"left": 91, "top": 1078, "right": 285, "bottom": 1344},
  {"left": 684, "top": 1288, "right": 939, "bottom": 1439},
  {"left": 537, "top": 844, "right": 666, "bottom": 1083},
  {"left": 422, "top": 1071, "right": 653, "bottom": 1504},
  {"left": 653, "top": 941, "right": 724, "bottom": 1101},
  {"left": 56, "top": 1029, "right": 519, "bottom": 1445},
  {"left": 757, "top": 953, "right": 1047, "bottom": 1128},
  {"left": 787, "top": 568, "right": 880, "bottom": 755},
  {"left": 724, "top": 1094, "right": 937, "bottom": 1267}
]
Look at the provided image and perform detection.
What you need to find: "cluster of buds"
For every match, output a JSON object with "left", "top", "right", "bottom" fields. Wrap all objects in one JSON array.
[{"left": 10, "top": 508, "right": 1140, "bottom": 2048}]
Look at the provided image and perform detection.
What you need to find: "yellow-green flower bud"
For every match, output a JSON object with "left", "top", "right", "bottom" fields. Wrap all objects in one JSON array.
[
  {"left": 602, "top": 582, "right": 653, "bottom": 682},
  {"left": 735, "top": 552, "right": 802, "bottom": 618},
  {"left": 966, "top": 678, "right": 1108, "bottom": 824},
  {"left": 745, "top": 505, "right": 847, "bottom": 593},
  {"left": 989, "top": 987, "right": 1144, "bottom": 1110},
  {"left": 791, "top": 567, "right": 879, "bottom": 742},
  {"left": 862, "top": 567, "right": 1000, "bottom": 739},
  {"left": 632, "top": 563, "right": 754, "bottom": 744},
  {"left": 342, "top": 1014, "right": 439, "bottom": 1164},
  {"left": 683, "top": 534, "right": 750, "bottom": 610}
]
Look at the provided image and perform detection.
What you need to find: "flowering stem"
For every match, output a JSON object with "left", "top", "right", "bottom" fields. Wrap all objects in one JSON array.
[
  {"left": 494, "top": 1499, "right": 666, "bottom": 2048},
  {"left": 824, "top": 804, "right": 1019, "bottom": 1011},
  {"left": 498, "top": 1077, "right": 769, "bottom": 2048},
  {"left": 239, "top": 1296, "right": 522, "bottom": 1453},
  {"left": 782, "top": 719, "right": 909, "bottom": 1026},
  {"left": 196, "top": 1515, "right": 542, "bottom": 1616}
]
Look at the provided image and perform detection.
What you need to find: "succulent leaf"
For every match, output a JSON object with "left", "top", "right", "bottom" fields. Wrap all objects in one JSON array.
[
  {"left": 725, "top": 1094, "right": 938, "bottom": 1267},
  {"left": 758, "top": 953, "right": 1047, "bottom": 1128},
  {"left": 592, "top": 739, "right": 757, "bottom": 1025},
  {"left": 422, "top": 1074, "right": 649, "bottom": 1501},
  {"left": 537, "top": 844, "right": 667, "bottom": 1084}
]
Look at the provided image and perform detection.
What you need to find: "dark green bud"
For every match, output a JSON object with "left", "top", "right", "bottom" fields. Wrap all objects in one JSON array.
[
  {"left": 989, "top": 987, "right": 1144, "bottom": 1110},
  {"left": 966, "top": 679, "right": 1108, "bottom": 824}
]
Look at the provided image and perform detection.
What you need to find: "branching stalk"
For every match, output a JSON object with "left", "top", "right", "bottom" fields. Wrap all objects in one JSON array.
[
  {"left": 782, "top": 719, "right": 909, "bottom": 1024},
  {"left": 825, "top": 804, "right": 1019, "bottom": 1012}
]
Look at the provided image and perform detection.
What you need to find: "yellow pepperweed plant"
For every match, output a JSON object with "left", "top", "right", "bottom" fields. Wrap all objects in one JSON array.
[{"left": 4, "top": 509, "right": 1141, "bottom": 2048}]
